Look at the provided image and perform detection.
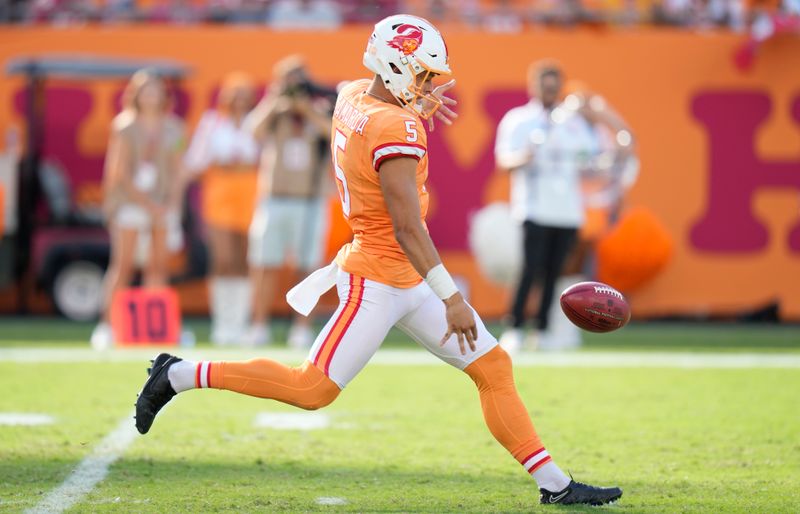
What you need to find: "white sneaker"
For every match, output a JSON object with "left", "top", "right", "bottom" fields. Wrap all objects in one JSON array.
[
  {"left": 287, "top": 323, "right": 314, "bottom": 350},
  {"left": 538, "top": 331, "right": 580, "bottom": 352},
  {"left": 537, "top": 332, "right": 562, "bottom": 351},
  {"left": 90, "top": 322, "right": 113, "bottom": 350},
  {"left": 498, "top": 328, "right": 523, "bottom": 355},
  {"left": 524, "top": 330, "right": 541, "bottom": 351},
  {"left": 244, "top": 324, "right": 272, "bottom": 347},
  {"left": 210, "top": 326, "right": 236, "bottom": 346}
]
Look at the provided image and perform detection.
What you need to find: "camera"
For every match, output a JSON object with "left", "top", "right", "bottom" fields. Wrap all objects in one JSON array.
[
  {"left": 282, "top": 79, "right": 337, "bottom": 102},
  {"left": 283, "top": 79, "right": 313, "bottom": 98}
]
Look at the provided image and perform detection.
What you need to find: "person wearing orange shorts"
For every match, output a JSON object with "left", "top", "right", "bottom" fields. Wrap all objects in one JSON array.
[
  {"left": 183, "top": 73, "right": 260, "bottom": 345},
  {"left": 136, "top": 16, "right": 622, "bottom": 507}
]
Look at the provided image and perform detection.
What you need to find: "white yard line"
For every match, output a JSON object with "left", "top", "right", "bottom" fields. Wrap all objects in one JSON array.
[
  {"left": 254, "top": 412, "right": 331, "bottom": 431},
  {"left": 25, "top": 412, "right": 138, "bottom": 514},
  {"left": 1, "top": 347, "right": 800, "bottom": 368},
  {"left": 316, "top": 497, "right": 347, "bottom": 506},
  {"left": 0, "top": 413, "right": 55, "bottom": 426}
]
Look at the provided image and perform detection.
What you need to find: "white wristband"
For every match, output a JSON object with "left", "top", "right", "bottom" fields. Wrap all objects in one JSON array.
[{"left": 425, "top": 264, "right": 459, "bottom": 301}]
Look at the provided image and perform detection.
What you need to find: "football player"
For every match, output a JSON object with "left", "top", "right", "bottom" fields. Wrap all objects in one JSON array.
[{"left": 135, "top": 14, "right": 622, "bottom": 507}]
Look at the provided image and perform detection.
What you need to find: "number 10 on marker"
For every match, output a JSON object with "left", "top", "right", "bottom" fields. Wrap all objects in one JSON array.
[{"left": 110, "top": 288, "right": 181, "bottom": 346}]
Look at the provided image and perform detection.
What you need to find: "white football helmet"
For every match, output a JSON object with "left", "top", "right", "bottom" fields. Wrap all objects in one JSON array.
[{"left": 363, "top": 14, "right": 451, "bottom": 119}]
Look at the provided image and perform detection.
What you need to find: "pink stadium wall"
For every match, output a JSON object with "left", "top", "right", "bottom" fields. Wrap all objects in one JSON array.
[{"left": 0, "top": 27, "right": 798, "bottom": 319}]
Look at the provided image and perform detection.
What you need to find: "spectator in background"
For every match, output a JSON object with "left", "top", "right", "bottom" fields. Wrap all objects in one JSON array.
[
  {"left": 267, "top": 0, "right": 342, "bottom": 29},
  {"left": 245, "top": 56, "right": 332, "bottom": 348},
  {"left": 734, "top": 0, "right": 800, "bottom": 69},
  {"left": 340, "top": 0, "right": 400, "bottom": 23},
  {"left": 14, "top": 0, "right": 790, "bottom": 26},
  {"left": 0, "top": 128, "right": 21, "bottom": 241},
  {"left": 494, "top": 61, "right": 599, "bottom": 354},
  {"left": 550, "top": 83, "right": 638, "bottom": 349},
  {"left": 421, "top": 0, "right": 450, "bottom": 22},
  {"left": 564, "top": 84, "right": 637, "bottom": 253},
  {"left": 616, "top": 0, "right": 645, "bottom": 25},
  {"left": 532, "top": 0, "right": 586, "bottom": 25},
  {"left": 209, "top": 0, "right": 268, "bottom": 23},
  {"left": 651, "top": 0, "right": 696, "bottom": 25},
  {"left": 406, "top": 0, "right": 480, "bottom": 26},
  {"left": 91, "top": 70, "right": 185, "bottom": 348},
  {"left": 101, "top": 0, "right": 136, "bottom": 23},
  {"left": 484, "top": 0, "right": 524, "bottom": 32},
  {"left": 0, "top": 0, "right": 13, "bottom": 22},
  {"left": 182, "top": 72, "right": 260, "bottom": 345},
  {"left": 27, "top": 0, "right": 97, "bottom": 24},
  {"left": 144, "top": 0, "right": 205, "bottom": 23},
  {"left": 706, "top": 0, "right": 746, "bottom": 29}
]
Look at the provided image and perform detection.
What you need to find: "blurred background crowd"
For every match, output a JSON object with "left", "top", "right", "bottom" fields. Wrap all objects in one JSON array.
[
  {"left": 0, "top": 0, "right": 797, "bottom": 350},
  {"left": 0, "top": 0, "right": 798, "bottom": 32}
]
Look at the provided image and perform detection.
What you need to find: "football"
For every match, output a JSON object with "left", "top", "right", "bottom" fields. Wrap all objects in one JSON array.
[{"left": 560, "top": 281, "right": 631, "bottom": 333}]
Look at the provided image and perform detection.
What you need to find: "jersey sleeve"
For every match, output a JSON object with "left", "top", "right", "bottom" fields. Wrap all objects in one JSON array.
[
  {"left": 494, "top": 109, "right": 531, "bottom": 170},
  {"left": 370, "top": 116, "right": 427, "bottom": 172}
]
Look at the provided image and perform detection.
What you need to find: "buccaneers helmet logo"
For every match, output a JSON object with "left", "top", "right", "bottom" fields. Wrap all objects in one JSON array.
[{"left": 387, "top": 24, "right": 424, "bottom": 55}]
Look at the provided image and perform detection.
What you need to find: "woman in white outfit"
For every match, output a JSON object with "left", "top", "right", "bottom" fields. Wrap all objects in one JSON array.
[
  {"left": 91, "top": 70, "right": 185, "bottom": 347},
  {"left": 183, "top": 73, "right": 260, "bottom": 345}
]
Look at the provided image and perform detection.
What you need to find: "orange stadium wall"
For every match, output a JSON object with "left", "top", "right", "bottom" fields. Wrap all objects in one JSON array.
[{"left": 0, "top": 27, "right": 799, "bottom": 320}]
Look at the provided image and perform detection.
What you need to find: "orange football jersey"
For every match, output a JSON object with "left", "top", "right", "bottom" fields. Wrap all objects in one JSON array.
[{"left": 331, "top": 79, "right": 429, "bottom": 288}]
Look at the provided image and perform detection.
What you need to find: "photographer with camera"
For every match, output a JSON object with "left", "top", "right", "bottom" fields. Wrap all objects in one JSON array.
[{"left": 244, "top": 55, "right": 333, "bottom": 348}]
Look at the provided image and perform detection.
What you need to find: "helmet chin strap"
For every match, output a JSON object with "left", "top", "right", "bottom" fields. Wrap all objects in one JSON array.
[
  {"left": 366, "top": 76, "right": 403, "bottom": 106},
  {"left": 365, "top": 89, "right": 394, "bottom": 103}
]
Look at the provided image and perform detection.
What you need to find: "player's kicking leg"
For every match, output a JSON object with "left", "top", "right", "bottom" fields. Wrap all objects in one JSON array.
[
  {"left": 135, "top": 271, "right": 396, "bottom": 435},
  {"left": 135, "top": 352, "right": 340, "bottom": 434},
  {"left": 396, "top": 285, "right": 622, "bottom": 506}
]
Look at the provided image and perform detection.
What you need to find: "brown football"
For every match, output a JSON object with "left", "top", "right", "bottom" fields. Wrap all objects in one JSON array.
[{"left": 560, "top": 281, "right": 631, "bottom": 333}]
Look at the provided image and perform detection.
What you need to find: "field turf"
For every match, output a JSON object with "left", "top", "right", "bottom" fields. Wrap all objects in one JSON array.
[{"left": 0, "top": 319, "right": 798, "bottom": 513}]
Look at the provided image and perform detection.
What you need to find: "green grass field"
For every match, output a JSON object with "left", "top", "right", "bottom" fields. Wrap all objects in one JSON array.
[
  {"left": 1, "top": 320, "right": 799, "bottom": 513},
  {"left": 2, "top": 317, "right": 800, "bottom": 352}
]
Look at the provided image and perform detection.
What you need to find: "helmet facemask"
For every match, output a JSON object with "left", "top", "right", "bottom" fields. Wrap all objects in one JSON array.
[{"left": 396, "top": 62, "right": 448, "bottom": 120}]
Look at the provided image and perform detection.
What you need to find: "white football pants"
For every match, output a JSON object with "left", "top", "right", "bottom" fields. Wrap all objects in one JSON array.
[{"left": 307, "top": 269, "right": 498, "bottom": 388}]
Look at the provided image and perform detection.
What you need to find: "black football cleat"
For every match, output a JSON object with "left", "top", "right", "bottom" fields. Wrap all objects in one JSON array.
[
  {"left": 540, "top": 479, "right": 622, "bottom": 506},
  {"left": 135, "top": 353, "right": 181, "bottom": 434}
]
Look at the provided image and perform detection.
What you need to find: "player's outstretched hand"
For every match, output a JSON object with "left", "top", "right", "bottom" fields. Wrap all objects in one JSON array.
[
  {"left": 441, "top": 292, "right": 478, "bottom": 355},
  {"left": 426, "top": 79, "right": 458, "bottom": 132}
]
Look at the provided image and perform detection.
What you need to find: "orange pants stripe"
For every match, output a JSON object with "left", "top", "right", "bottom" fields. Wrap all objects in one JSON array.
[{"left": 312, "top": 275, "right": 365, "bottom": 374}]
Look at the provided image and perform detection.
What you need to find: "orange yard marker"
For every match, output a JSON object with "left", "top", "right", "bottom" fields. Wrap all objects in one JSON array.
[{"left": 110, "top": 288, "right": 181, "bottom": 346}]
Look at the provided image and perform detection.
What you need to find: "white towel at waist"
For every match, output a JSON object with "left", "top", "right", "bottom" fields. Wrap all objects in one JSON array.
[{"left": 286, "top": 260, "right": 338, "bottom": 316}]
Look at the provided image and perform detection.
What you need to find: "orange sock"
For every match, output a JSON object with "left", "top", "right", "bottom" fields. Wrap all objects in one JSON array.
[
  {"left": 465, "top": 346, "right": 568, "bottom": 489},
  {"left": 200, "top": 359, "right": 340, "bottom": 411}
]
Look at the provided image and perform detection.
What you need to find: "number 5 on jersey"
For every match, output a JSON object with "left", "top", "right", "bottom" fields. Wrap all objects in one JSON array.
[
  {"left": 333, "top": 122, "right": 419, "bottom": 217},
  {"left": 333, "top": 129, "right": 351, "bottom": 217},
  {"left": 404, "top": 120, "right": 418, "bottom": 143}
]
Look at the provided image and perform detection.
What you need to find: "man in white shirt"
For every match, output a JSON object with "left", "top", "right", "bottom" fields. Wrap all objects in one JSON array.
[{"left": 494, "top": 61, "right": 598, "bottom": 352}]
